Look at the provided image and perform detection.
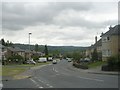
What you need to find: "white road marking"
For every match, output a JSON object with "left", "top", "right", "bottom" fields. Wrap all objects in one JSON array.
[
  {"left": 39, "top": 86, "right": 43, "bottom": 88},
  {"left": 30, "top": 78, "right": 37, "bottom": 84},
  {"left": 52, "top": 67, "right": 103, "bottom": 82},
  {"left": 53, "top": 67, "right": 55, "bottom": 71},
  {"left": 53, "top": 67, "right": 59, "bottom": 73},
  {"left": 78, "top": 76, "right": 104, "bottom": 82},
  {"left": 30, "top": 78, "right": 44, "bottom": 88},
  {"left": 34, "top": 77, "right": 53, "bottom": 88},
  {"left": 38, "top": 79, "right": 45, "bottom": 83},
  {"left": 54, "top": 69, "right": 58, "bottom": 72},
  {"left": 49, "top": 85, "right": 53, "bottom": 88}
]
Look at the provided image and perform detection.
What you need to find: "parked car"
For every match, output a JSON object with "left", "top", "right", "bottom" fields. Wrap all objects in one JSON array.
[
  {"left": 52, "top": 60, "right": 57, "bottom": 64},
  {"left": 38, "top": 58, "right": 47, "bottom": 63},
  {"left": 66, "top": 58, "right": 72, "bottom": 62},
  {"left": 68, "top": 58, "right": 72, "bottom": 62},
  {"left": 84, "top": 58, "right": 91, "bottom": 62},
  {"left": 48, "top": 57, "right": 53, "bottom": 61},
  {"left": 27, "top": 59, "right": 36, "bottom": 65}
]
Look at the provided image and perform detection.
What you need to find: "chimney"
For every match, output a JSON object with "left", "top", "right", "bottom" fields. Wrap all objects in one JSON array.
[
  {"left": 95, "top": 36, "right": 97, "bottom": 43},
  {"left": 109, "top": 25, "right": 113, "bottom": 30}
]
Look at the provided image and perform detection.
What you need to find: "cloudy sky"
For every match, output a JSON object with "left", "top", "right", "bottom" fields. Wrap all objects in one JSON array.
[{"left": 1, "top": 1, "right": 118, "bottom": 46}]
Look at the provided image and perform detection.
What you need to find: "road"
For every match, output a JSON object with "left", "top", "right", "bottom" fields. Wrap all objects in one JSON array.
[{"left": 2, "top": 59, "right": 118, "bottom": 88}]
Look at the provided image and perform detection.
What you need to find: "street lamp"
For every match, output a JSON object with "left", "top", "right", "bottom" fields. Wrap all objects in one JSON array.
[{"left": 29, "top": 32, "right": 32, "bottom": 60}]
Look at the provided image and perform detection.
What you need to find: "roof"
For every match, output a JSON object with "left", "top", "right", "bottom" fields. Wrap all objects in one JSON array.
[
  {"left": 87, "top": 39, "right": 102, "bottom": 50},
  {"left": 101, "top": 25, "right": 120, "bottom": 37},
  {"left": 7, "top": 47, "right": 25, "bottom": 52},
  {"left": 93, "top": 39, "right": 102, "bottom": 47}
]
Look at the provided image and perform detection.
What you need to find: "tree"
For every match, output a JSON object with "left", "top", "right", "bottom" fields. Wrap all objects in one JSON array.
[
  {"left": 44, "top": 45, "right": 49, "bottom": 61},
  {"left": 91, "top": 48, "right": 98, "bottom": 62},
  {"left": 34, "top": 44, "right": 39, "bottom": 52},
  {"left": 1, "top": 38, "right": 6, "bottom": 46},
  {"left": 9, "top": 41, "right": 13, "bottom": 46},
  {"left": 5, "top": 40, "right": 13, "bottom": 47},
  {"left": 72, "top": 52, "right": 81, "bottom": 63}
]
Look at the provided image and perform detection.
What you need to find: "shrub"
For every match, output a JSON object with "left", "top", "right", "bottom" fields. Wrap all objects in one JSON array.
[
  {"left": 107, "top": 56, "right": 119, "bottom": 67},
  {"left": 32, "top": 56, "right": 39, "bottom": 61},
  {"left": 73, "top": 63, "right": 88, "bottom": 69},
  {"left": 102, "top": 55, "right": 120, "bottom": 71}
]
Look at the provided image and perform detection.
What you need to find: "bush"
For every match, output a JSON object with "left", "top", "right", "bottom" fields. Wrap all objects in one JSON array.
[
  {"left": 107, "top": 56, "right": 117, "bottom": 66},
  {"left": 7, "top": 55, "right": 24, "bottom": 64},
  {"left": 73, "top": 63, "right": 88, "bottom": 69},
  {"left": 102, "top": 55, "right": 120, "bottom": 71},
  {"left": 101, "top": 64, "right": 110, "bottom": 71},
  {"left": 32, "top": 56, "right": 39, "bottom": 61}
]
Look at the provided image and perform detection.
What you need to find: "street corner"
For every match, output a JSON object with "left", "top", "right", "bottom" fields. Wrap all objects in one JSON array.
[{"left": 13, "top": 75, "right": 32, "bottom": 80}]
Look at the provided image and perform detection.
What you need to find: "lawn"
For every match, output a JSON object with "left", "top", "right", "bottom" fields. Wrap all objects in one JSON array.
[
  {"left": 1, "top": 62, "right": 51, "bottom": 76},
  {"left": 87, "top": 61, "right": 107, "bottom": 68}
]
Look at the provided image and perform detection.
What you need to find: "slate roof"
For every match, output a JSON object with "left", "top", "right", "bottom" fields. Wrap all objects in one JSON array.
[
  {"left": 101, "top": 25, "right": 120, "bottom": 37},
  {"left": 91, "top": 39, "right": 102, "bottom": 48},
  {"left": 7, "top": 47, "right": 25, "bottom": 52}
]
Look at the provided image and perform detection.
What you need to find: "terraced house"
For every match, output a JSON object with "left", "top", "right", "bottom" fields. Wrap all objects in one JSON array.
[
  {"left": 85, "top": 36, "right": 102, "bottom": 60},
  {"left": 101, "top": 25, "right": 120, "bottom": 61}
]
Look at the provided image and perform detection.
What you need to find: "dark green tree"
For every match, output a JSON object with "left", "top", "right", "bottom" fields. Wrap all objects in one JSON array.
[
  {"left": 91, "top": 48, "right": 98, "bottom": 62},
  {"left": 5, "top": 40, "right": 13, "bottom": 47},
  {"left": 72, "top": 52, "right": 81, "bottom": 63},
  {"left": 1, "top": 38, "right": 6, "bottom": 46},
  {"left": 34, "top": 44, "right": 39, "bottom": 52},
  {"left": 9, "top": 41, "right": 13, "bottom": 46},
  {"left": 44, "top": 45, "right": 48, "bottom": 61}
]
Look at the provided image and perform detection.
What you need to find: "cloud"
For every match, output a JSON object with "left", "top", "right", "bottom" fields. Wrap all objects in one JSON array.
[
  {"left": 1, "top": 2, "right": 118, "bottom": 46},
  {"left": 2, "top": 2, "right": 93, "bottom": 31}
]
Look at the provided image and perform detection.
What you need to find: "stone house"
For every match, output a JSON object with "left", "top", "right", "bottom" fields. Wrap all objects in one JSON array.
[
  {"left": 6, "top": 47, "right": 25, "bottom": 59},
  {"left": 86, "top": 36, "right": 102, "bottom": 60},
  {"left": 101, "top": 25, "right": 120, "bottom": 61}
]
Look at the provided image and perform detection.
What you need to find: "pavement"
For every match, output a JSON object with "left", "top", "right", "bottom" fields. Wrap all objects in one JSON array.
[{"left": 72, "top": 65, "right": 119, "bottom": 75}]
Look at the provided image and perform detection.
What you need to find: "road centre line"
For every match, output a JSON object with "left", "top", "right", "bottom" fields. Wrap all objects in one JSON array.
[
  {"left": 39, "top": 87, "right": 43, "bottom": 88},
  {"left": 54, "top": 69, "right": 58, "bottom": 72}
]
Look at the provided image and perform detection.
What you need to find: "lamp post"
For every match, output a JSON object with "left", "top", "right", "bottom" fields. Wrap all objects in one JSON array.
[{"left": 29, "top": 32, "right": 32, "bottom": 60}]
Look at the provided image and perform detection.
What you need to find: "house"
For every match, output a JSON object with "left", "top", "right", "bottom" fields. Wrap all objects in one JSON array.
[
  {"left": 101, "top": 25, "right": 120, "bottom": 61},
  {"left": 24, "top": 49, "right": 32, "bottom": 60},
  {"left": 0, "top": 44, "right": 7, "bottom": 61},
  {"left": 6, "top": 47, "right": 25, "bottom": 59},
  {"left": 85, "top": 36, "right": 102, "bottom": 60}
]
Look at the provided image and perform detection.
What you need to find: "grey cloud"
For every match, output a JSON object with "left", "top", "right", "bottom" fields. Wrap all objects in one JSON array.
[
  {"left": 53, "top": 14, "right": 117, "bottom": 30},
  {"left": 2, "top": 2, "right": 93, "bottom": 31}
]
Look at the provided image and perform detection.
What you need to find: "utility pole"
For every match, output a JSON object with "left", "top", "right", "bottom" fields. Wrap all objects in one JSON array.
[{"left": 29, "top": 32, "right": 32, "bottom": 60}]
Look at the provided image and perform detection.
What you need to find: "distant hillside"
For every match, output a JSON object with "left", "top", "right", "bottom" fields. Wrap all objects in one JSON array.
[{"left": 13, "top": 43, "right": 88, "bottom": 54}]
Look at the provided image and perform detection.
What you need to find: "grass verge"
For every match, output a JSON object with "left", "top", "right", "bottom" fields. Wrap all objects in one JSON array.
[
  {"left": 87, "top": 61, "right": 107, "bottom": 68},
  {"left": 1, "top": 62, "right": 51, "bottom": 76}
]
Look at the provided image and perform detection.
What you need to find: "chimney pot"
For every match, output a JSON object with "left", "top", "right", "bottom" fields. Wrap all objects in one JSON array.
[{"left": 95, "top": 36, "right": 97, "bottom": 43}]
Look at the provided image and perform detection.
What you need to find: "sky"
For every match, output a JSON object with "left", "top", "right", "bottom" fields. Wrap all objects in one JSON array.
[{"left": 1, "top": 0, "right": 118, "bottom": 46}]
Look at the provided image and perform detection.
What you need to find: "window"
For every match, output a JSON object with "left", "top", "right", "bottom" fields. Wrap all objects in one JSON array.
[
  {"left": 107, "top": 37, "right": 110, "bottom": 41},
  {"left": 107, "top": 49, "right": 111, "bottom": 56}
]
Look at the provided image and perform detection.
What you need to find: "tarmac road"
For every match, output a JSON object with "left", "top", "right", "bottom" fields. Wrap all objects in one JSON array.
[{"left": 2, "top": 59, "right": 119, "bottom": 88}]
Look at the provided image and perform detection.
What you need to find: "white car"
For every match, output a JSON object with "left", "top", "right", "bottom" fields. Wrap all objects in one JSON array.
[
  {"left": 66, "top": 58, "right": 72, "bottom": 62},
  {"left": 52, "top": 60, "right": 57, "bottom": 64},
  {"left": 84, "top": 58, "right": 91, "bottom": 62},
  {"left": 38, "top": 58, "right": 47, "bottom": 63},
  {"left": 27, "top": 59, "right": 36, "bottom": 64},
  {"left": 48, "top": 57, "right": 53, "bottom": 61}
]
